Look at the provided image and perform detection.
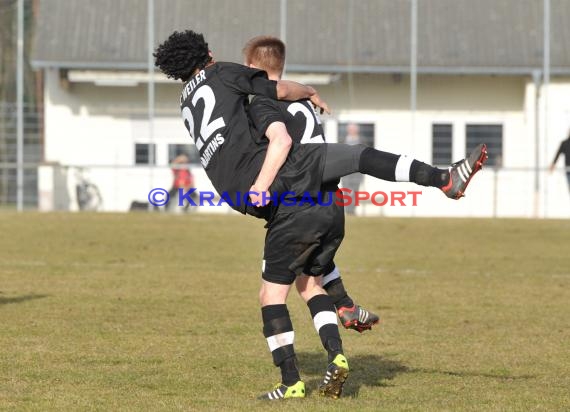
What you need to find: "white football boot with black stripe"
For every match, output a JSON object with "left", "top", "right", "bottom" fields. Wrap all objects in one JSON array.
[
  {"left": 441, "top": 143, "right": 488, "bottom": 199},
  {"left": 258, "top": 381, "right": 305, "bottom": 400}
]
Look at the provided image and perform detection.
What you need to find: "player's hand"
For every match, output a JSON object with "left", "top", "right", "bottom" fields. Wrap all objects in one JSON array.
[
  {"left": 310, "top": 93, "right": 331, "bottom": 115},
  {"left": 549, "top": 164, "right": 555, "bottom": 174},
  {"left": 249, "top": 185, "right": 271, "bottom": 207}
]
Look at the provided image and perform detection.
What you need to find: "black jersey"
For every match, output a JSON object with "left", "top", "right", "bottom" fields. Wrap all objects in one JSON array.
[
  {"left": 249, "top": 95, "right": 339, "bottom": 192},
  {"left": 250, "top": 94, "right": 343, "bottom": 277},
  {"left": 249, "top": 96, "right": 325, "bottom": 145},
  {"left": 179, "top": 62, "right": 278, "bottom": 213}
]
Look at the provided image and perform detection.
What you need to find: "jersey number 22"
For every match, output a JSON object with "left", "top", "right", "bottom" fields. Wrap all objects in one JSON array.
[{"left": 182, "top": 85, "right": 226, "bottom": 151}]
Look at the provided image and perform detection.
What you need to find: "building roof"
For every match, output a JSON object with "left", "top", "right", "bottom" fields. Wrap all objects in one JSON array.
[{"left": 32, "top": 0, "right": 570, "bottom": 75}]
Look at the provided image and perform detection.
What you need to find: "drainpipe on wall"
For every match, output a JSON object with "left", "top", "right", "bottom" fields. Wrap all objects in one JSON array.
[{"left": 532, "top": 70, "right": 542, "bottom": 218}]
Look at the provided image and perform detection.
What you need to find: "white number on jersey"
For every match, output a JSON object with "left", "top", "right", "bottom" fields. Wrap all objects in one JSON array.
[
  {"left": 182, "top": 85, "right": 226, "bottom": 151},
  {"left": 287, "top": 102, "right": 325, "bottom": 144}
]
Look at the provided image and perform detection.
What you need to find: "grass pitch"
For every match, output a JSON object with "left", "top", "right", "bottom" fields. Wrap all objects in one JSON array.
[{"left": 0, "top": 213, "right": 569, "bottom": 411}]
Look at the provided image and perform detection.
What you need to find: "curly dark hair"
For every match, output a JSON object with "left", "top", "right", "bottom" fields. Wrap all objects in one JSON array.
[{"left": 154, "top": 30, "right": 212, "bottom": 82}]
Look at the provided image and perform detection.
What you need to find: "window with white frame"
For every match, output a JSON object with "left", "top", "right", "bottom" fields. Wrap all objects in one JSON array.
[
  {"left": 432, "top": 123, "right": 453, "bottom": 166},
  {"left": 168, "top": 144, "right": 200, "bottom": 164},
  {"left": 134, "top": 143, "right": 156, "bottom": 165},
  {"left": 337, "top": 122, "right": 375, "bottom": 147},
  {"left": 466, "top": 124, "right": 503, "bottom": 167}
]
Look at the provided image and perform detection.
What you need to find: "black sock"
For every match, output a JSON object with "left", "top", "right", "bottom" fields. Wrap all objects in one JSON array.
[
  {"left": 307, "top": 294, "right": 343, "bottom": 362},
  {"left": 280, "top": 357, "right": 299, "bottom": 386},
  {"left": 358, "top": 147, "right": 400, "bottom": 181},
  {"left": 358, "top": 147, "right": 449, "bottom": 188},
  {"left": 261, "top": 304, "right": 300, "bottom": 386},
  {"left": 410, "top": 160, "right": 449, "bottom": 188},
  {"left": 323, "top": 278, "right": 354, "bottom": 309}
]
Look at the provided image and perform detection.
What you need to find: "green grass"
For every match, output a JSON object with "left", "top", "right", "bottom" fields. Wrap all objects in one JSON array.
[{"left": 0, "top": 213, "right": 569, "bottom": 411}]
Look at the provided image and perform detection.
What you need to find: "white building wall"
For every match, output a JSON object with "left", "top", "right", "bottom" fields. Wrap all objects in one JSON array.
[
  {"left": 41, "top": 69, "right": 570, "bottom": 217},
  {"left": 43, "top": 68, "right": 220, "bottom": 212},
  {"left": 542, "top": 78, "right": 570, "bottom": 218}
]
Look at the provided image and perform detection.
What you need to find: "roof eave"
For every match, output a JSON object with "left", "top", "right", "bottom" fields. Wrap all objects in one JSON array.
[{"left": 31, "top": 60, "right": 570, "bottom": 76}]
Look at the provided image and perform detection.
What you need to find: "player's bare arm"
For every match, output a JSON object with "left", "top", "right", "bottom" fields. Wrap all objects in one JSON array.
[
  {"left": 250, "top": 121, "right": 292, "bottom": 206},
  {"left": 276, "top": 81, "right": 331, "bottom": 114}
]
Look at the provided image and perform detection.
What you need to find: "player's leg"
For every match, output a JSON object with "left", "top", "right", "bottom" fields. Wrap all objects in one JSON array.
[
  {"left": 257, "top": 280, "right": 305, "bottom": 400},
  {"left": 296, "top": 274, "right": 349, "bottom": 399},
  {"left": 316, "top": 197, "right": 379, "bottom": 332},
  {"left": 293, "top": 203, "right": 350, "bottom": 398},
  {"left": 258, "top": 215, "right": 309, "bottom": 400},
  {"left": 322, "top": 264, "right": 380, "bottom": 333},
  {"left": 321, "top": 143, "right": 488, "bottom": 199},
  {"left": 166, "top": 185, "right": 177, "bottom": 211},
  {"left": 294, "top": 266, "right": 377, "bottom": 329},
  {"left": 295, "top": 275, "right": 345, "bottom": 364}
]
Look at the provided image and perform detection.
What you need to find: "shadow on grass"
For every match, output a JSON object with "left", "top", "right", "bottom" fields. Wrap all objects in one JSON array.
[
  {"left": 296, "top": 351, "right": 409, "bottom": 397},
  {"left": 407, "top": 367, "right": 536, "bottom": 381},
  {"left": 0, "top": 294, "right": 48, "bottom": 306},
  {"left": 296, "top": 352, "right": 536, "bottom": 397}
]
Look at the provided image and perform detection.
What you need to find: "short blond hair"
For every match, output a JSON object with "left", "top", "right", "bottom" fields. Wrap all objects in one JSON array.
[{"left": 242, "top": 36, "right": 286, "bottom": 76}]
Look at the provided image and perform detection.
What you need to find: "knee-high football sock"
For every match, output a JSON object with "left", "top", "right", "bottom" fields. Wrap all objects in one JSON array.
[
  {"left": 262, "top": 304, "right": 300, "bottom": 386},
  {"left": 358, "top": 147, "right": 450, "bottom": 188},
  {"left": 322, "top": 144, "right": 449, "bottom": 188},
  {"left": 322, "top": 266, "right": 354, "bottom": 309},
  {"left": 307, "top": 294, "right": 343, "bottom": 362}
]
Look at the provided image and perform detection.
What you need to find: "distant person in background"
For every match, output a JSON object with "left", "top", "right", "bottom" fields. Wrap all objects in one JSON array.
[
  {"left": 75, "top": 167, "right": 102, "bottom": 211},
  {"left": 341, "top": 123, "right": 364, "bottom": 215},
  {"left": 550, "top": 133, "right": 570, "bottom": 192},
  {"left": 168, "top": 153, "right": 196, "bottom": 212}
]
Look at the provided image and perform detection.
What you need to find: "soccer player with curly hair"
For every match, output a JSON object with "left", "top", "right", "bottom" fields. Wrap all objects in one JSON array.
[{"left": 155, "top": 30, "right": 488, "bottom": 400}]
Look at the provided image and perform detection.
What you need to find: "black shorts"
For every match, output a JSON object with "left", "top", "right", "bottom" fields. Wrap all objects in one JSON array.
[{"left": 262, "top": 194, "right": 344, "bottom": 285}]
